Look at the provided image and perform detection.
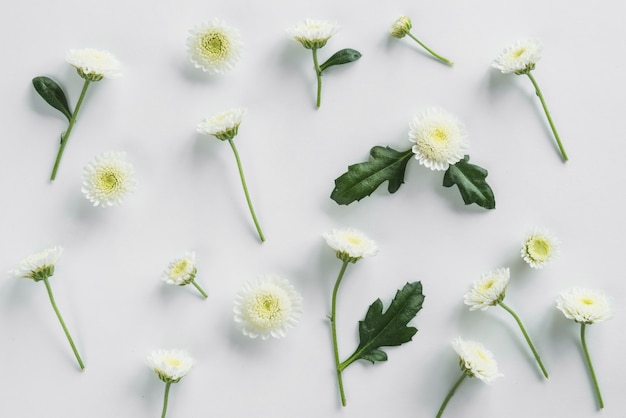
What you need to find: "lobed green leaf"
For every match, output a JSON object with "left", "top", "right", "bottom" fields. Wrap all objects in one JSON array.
[
  {"left": 319, "top": 48, "right": 362, "bottom": 72},
  {"left": 32, "top": 76, "right": 72, "bottom": 121},
  {"left": 330, "top": 146, "right": 413, "bottom": 205},
  {"left": 442, "top": 156, "right": 495, "bottom": 209}
]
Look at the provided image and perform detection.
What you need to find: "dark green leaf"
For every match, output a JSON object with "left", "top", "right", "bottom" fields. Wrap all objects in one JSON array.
[
  {"left": 442, "top": 155, "right": 495, "bottom": 209},
  {"left": 346, "top": 282, "right": 424, "bottom": 366},
  {"left": 32, "top": 76, "right": 72, "bottom": 121},
  {"left": 319, "top": 48, "right": 362, "bottom": 72},
  {"left": 331, "top": 146, "right": 413, "bottom": 205}
]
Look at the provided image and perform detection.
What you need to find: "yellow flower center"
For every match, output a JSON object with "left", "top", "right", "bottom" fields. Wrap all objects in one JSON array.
[
  {"left": 201, "top": 32, "right": 229, "bottom": 59},
  {"left": 255, "top": 294, "right": 281, "bottom": 320},
  {"left": 475, "top": 348, "right": 489, "bottom": 362},
  {"left": 165, "top": 358, "right": 181, "bottom": 367},
  {"left": 480, "top": 279, "right": 495, "bottom": 291},
  {"left": 580, "top": 297, "right": 594, "bottom": 306},
  {"left": 346, "top": 235, "right": 362, "bottom": 245},
  {"left": 528, "top": 237, "right": 551, "bottom": 261},
  {"left": 512, "top": 47, "right": 526, "bottom": 58},
  {"left": 171, "top": 260, "right": 189, "bottom": 277},
  {"left": 97, "top": 170, "right": 120, "bottom": 193},
  {"left": 431, "top": 127, "right": 449, "bottom": 142}
]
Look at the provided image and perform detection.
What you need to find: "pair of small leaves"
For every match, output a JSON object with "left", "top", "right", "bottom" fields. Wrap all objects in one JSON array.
[
  {"left": 32, "top": 76, "right": 72, "bottom": 121},
  {"left": 340, "top": 281, "right": 424, "bottom": 369},
  {"left": 330, "top": 146, "right": 495, "bottom": 209},
  {"left": 320, "top": 48, "right": 362, "bottom": 72}
]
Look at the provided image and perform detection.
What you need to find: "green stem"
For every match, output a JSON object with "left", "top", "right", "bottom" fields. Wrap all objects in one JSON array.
[
  {"left": 581, "top": 323, "right": 604, "bottom": 409},
  {"left": 499, "top": 301, "right": 548, "bottom": 378},
  {"left": 525, "top": 71, "right": 568, "bottom": 162},
  {"left": 50, "top": 79, "right": 92, "bottom": 181},
  {"left": 436, "top": 373, "right": 467, "bottom": 418},
  {"left": 191, "top": 280, "right": 208, "bottom": 299},
  {"left": 406, "top": 32, "right": 453, "bottom": 66},
  {"left": 312, "top": 48, "right": 322, "bottom": 108},
  {"left": 227, "top": 138, "right": 265, "bottom": 242},
  {"left": 330, "top": 260, "right": 350, "bottom": 406},
  {"left": 161, "top": 381, "right": 172, "bottom": 418},
  {"left": 42, "top": 278, "right": 85, "bottom": 370}
]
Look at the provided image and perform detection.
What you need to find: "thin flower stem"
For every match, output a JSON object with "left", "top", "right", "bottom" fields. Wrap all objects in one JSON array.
[
  {"left": 330, "top": 260, "right": 350, "bottom": 407},
  {"left": 227, "top": 138, "right": 265, "bottom": 243},
  {"left": 498, "top": 301, "right": 548, "bottom": 378},
  {"left": 42, "top": 278, "right": 85, "bottom": 370},
  {"left": 525, "top": 71, "right": 568, "bottom": 162},
  {"left": 580, "top": 323, "right": 604, "bottom": 409},
  {"left": 406, "top": 32, "right": 453, "bottom": 66},
  {"left": 50, "top": 79, "right": 92, "bottom": 181},
  {"left": 161, "top": 381, "right": 172, "bottom": 418},
  {"left": 436, "top": 373, "right": 467, "bottom": 418},
  {"left": 191, "top": 280, "right": 208, "bottom": 299},
  {"left": 312, "top": 48, "right": 322, "bottom": 108}
]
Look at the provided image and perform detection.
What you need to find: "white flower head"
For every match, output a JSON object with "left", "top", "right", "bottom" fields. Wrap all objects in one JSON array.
[
  {"left": 464, "top": 268, "right": 510, "bottom": 311},
  {"left": 452, "top": 337, "right": 502, "bottom": 383},
  {"left": 408, "top": 107, "right": 469, "bottom": 171},
  {"left": 197, "top": 107, "right": 246, "bottom": 141},
  {"left": 323, "top": 227, "right": 379, "bottom": 263},
  {"left": 287, "top": 19, "right": 340, "bottom": 49},
  {"left": 521, "top": 227, "right": 560, "bottom": 269},
  {"left": 492, "top": 39, "right": 543, "bottom": 75},
  {"left": 10, "top": 246, "right": 63, "bottom": 282},
  {"left": 556, "top": 287, "right": 613, "bottom": 325},
  {"left": 81, "top": 151, "right": 137, "bottom": 207},
  {"left": 390, "top": 16, "right": 412, "bottom": 39},
  {"left": 187, "top": 19, "right": 243, "bottom": 74},
  {"left": 233, "top": 275, "right": 303, "bottom": 340},
  {"left": 66, "top": 48, "right": 121, "bottom": 81},
  {"left": 163, "top": 251, "right": 197, "bottom": 286},
  {"left": 146, "top": 349, "right": 194, "bottom": 383}
]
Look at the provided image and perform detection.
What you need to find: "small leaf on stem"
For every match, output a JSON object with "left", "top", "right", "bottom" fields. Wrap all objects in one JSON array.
[
  {"left": 320, "top": 48, "right": 362, "bottom": 72},
  {"left": 442, "top": 156, "right": 495, "bottom": 209},
  {"left": 32, "top": 76, "right": 72, "bottom": 121}
]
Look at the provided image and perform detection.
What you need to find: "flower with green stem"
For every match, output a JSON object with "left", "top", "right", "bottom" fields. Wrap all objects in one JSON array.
[
  {"left": 10, "top": 246, "right": 85, "bottom": 370},
  {"left": 233, "top": 275, "right": 303, "bottom": 339},
  {"left": 287, "top": 19, "right": 361, "bottom": 108},
  {"left": 146, "top": 349, "right": 194, "bottom": 418},
  {"left": 521, "top": 227, "right": 560, "bottom": 269},
  {"left": 323, "top": 227, "right": 378, "bottom": 406},
  {"left": 197, "top": 107, "right": 265, "bottom": 242},
  {"left": 436, "top": 337, "right": 502, "bottom": 417},
  {"left": 556, "top": 287, "right": 612, "bottom": 409},
  {"left": 32, "top": 48, "right": 121, "bottom": 181},
  {"left": 492, "top": 39, "right": 568, "bottom": 162},
  {"left": 162, "top": 251, "right": 208, "bottom": 299},
  {"left": 464, "top": 267, "right": 548, "bottom": 378},
  {"left": 390, "top": 16, "right": 453, "bottom": 66}
]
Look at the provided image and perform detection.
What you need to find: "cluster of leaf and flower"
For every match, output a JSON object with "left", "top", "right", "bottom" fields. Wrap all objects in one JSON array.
[{"left": 331, "top": 107, "right": 495, "bottom": 209}]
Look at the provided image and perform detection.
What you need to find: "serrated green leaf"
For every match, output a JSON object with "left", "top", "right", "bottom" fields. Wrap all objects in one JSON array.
[
  {"left": 442, "top": 156, "right": 495, "bottom": 209},
  {"left": 319, "top": 48, "right": 362, "bottom": 72},
  {"left": 331, "top": 146, "right": 413, "bottom": 205},
  {"left": 32, "top": 76, "right": 72, "bottom": 121},
  {"left": 340, "top": 282, "right": 424, "bottom": 369}
]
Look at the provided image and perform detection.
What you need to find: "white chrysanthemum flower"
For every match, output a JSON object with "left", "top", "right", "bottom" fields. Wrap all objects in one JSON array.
[
  {"left": 197, "top": 107, "right": 246, "bottom": 141},
  {"left": 521, "top": 228, "right": 560, "bottom": 269},
  {"left": 408, "top": 107, "right": 469, "bottom": 171},
  {"left": 233, "top": 275, "right": 303, "bottom": 340},
  {"left": 163, "top": 251, "right": 197, "bottom": 286},
  {"left": 10, "top": 246, "right": 63, "bottom": 282},
  {"left": 187, "top": 19, "right": 243, "bottom": 74},
  {"left": 492, "top": 39, "right": 543, "bottom": 74},
  {"left": 66, "top": 48, "right": 121, "bottom": 81},
  {"left": 452, "top": 337, "right": 502, "bottom": 383},
  {"left": 147, "top": 349, "right": 194, "bottom": 383},
  {"left": 287, "top": 19, "right": 340, "bottom": 49},
  {"left": 81, "top": 151, "right": 136, "bottom": 207},
  {"left": 390, "top": 16, "right": 412, "bottom": 39},
  {"left": 323, "top": 227, "right": 379, "bottom": 263},
  {"left": 556, "top": 288, "right": 613, "bottom": 325},
  {"left": 464, "top": 268, "right": 510, "bottom": 311}
]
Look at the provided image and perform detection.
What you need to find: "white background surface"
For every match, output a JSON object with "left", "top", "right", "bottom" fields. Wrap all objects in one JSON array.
[{"left": 1, "top": 0, "right": 625, "bottom": 417}]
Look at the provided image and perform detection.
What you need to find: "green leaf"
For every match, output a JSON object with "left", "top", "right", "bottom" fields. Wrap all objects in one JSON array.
[
  {"left": 341, "top": 282, "right": 425, "bottom": 368},
  {"left": 442, "top": 155, "right": 495, "bottom": 209},
  {"left": 32, "top": 76, "right": 72, "bottom": 121},
  {"left": 331, "top": 146, "right": 413, "bottom": 205},
  {"left": 319, "top": 48, "right": 362, "bottom": 72}
]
